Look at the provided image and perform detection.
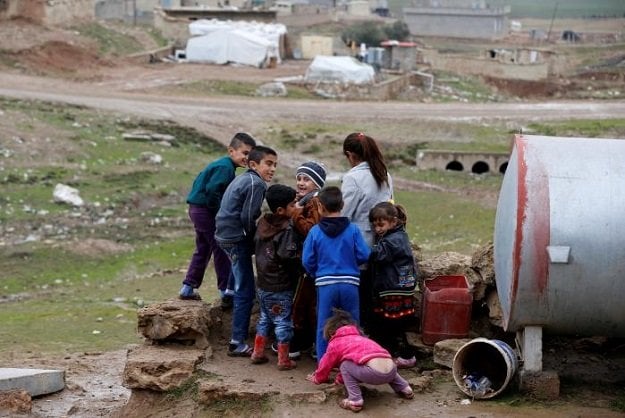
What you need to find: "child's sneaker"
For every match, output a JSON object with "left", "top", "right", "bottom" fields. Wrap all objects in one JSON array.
[
  {"left": 227, "top": 342, "right": 252, "bottom": 357},
  {"left": 394, "top": 356, "right": 416, "bottom": 369},
  {"left": 179, "top": 284, "right": 201, "bottom": 300},
  {"left": 339, "top": 398, "right": 363, "bottom": 412},
  {"left": 398, "top": 386, "right": 414, "bottom": 400},
  {"left": 220, "top": 295, "right": 233, "bottom": 310}
]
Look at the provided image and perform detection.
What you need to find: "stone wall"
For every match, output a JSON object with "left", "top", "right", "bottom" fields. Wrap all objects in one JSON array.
[
  {"left": 420, "top": 48, "right": 550, "bottom": 81},
  {"left": 1, "top": 0, "right": 93, "bottom": 24},
  {"left": 416, "top": 150, "right": 510, "bottom": 174},
  {"left": 44, "top": 0, "right": 94, "bottom": 25},
  {"left": 95, "top": 0, "right": 155, "bottom": 24}
]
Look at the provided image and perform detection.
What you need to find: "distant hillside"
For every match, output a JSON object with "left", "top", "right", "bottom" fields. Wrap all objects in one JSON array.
[{"left": 389, "top": 0, "right": 625, "bottom": 19}]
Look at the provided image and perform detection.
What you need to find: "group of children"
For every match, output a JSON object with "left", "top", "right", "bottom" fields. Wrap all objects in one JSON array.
[{"left": 181, "top": 132, "right": 419, "bottom": 412}]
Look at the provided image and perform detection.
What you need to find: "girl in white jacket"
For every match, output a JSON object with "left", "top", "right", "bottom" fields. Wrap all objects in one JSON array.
[{"left": 341, "top": 132, "right": 393, "bottom": 247}]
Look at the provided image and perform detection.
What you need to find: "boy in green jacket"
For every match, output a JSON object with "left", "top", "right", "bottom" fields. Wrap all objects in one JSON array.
[{"left": 180, "top": 132, "right": 256, "bottom": 305}]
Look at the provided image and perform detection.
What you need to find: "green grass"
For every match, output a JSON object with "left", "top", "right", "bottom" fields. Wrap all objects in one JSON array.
[
  {"left": 72, "top": 22, "right": 145, "bottom": 56},
  {"left": 156, "top": 80, "right": 318, "bottom": 99},
  {"left": 506, "top": 0, "right": 625, "bottom": 18},
  {"left": 396, "top": 189, "right": 496, "bottom": 257},
  {"left": 388, "top": 0, "right": 625, "bottom": 19},
  {"left": 526, "top": 119, "right": 625, "bottom": 138}
]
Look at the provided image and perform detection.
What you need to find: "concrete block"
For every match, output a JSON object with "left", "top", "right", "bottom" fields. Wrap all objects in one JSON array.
[
  {"left": 519, "top": 369, "right": 560, "bottom": 400},
  {"left": 433, "top": 338, "right": 471, "bottom": 369},
  {"left": 0, "top": 368, "right": 65, "bottom": 397}
]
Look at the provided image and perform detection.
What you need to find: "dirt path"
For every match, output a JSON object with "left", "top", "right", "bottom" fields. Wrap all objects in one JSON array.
[
  {"left": 5, "top": 311, "right": 624, "bottom": 418},
  {"left": 1, "top": 72, "right": 625, "bottom": 131}
]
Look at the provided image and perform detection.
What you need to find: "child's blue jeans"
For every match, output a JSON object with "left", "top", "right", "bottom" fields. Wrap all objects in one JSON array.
[
  {"left": 219, "top": 240, "right": 255, "bottom": 344},
  {"left": 255, "top": 289, "right": 294, "bottom": 343}
]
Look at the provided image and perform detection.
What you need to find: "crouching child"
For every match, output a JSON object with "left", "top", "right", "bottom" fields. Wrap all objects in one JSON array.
[{"left": 306, "top": 309, "right": 414, "bottom": 413}]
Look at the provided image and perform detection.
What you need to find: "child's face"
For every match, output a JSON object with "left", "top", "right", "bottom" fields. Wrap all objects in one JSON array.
[
  {"left": 228, "top": 144, "right": 254, "bottom": 168},
  {"left": 285, "top": 198, "right": 297, "bottom": 217},
  {"left": 276, "top": 198, "right": 297, "bottom": 217},
  {"left": 372, "top": 217, "right": 396, "bottom": 237},
  {"left": 295, "top": 174, "right": 317, "bottom": 198},
  {"left": 250, "top": 154, "right": 278, "bottom": 182}
]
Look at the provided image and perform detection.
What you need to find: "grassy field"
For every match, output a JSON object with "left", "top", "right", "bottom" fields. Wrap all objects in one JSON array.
[
  {"left": 506, "top": 0, "right": 625, "bottom": 19},
  {"left": 2, "top": 96, "right": 625, "bottom": 356},
  {"left": 389, "top": 0, "right": 625, "bottom": 20}
]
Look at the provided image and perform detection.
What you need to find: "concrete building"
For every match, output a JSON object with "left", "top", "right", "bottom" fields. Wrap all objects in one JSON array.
[
  {"left": 1, "top": 0, "right": 93, "bottom": 25},
  {"left": 300, "top": 35, "right": 333, "bottom": 59},
  {"left": 95, "top": 0, "right": 255, "bottom": 24},
  {"left": 380, "top": 40, "right": 418, "bottom": 72},
  {"left": 418, "top": 46, "right": 555, "bottom": 81},
  {"left": 403, "top": 0, "right": 510, "bottom": 39}
]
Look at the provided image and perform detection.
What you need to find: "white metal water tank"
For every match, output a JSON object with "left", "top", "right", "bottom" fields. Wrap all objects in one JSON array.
[{"left": 494, "top": 134, "right": 625, "bottom": 336}]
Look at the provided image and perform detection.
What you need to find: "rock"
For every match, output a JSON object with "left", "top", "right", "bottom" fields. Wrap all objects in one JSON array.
[
  {"left": 466, "top": 243, "right": 497, "bottom": 301},
  {"left": 197, "top": 381, "right": 279, "bottom": 404},
  {"left": 519, "top": 369, "right": 560, "bottom": 400},
  {"left": 0, "top": 389, "right": 32, "bottom": 414},
  {"left": 405, "top": 332, "right": 434, "bottom": 357},
  {"left": 139, "top": 152, "right": 163, "bottom": 164},
  {"left": 419, "top": 252, "right": 471, "bottom": 279},
  {"left": 122, "top": 345, "right": 205, "bottom": 391},
  {"left": 256, "top": 82, "right": 287, "bottom": 97},
  {"left": 283, "top": 390, "right": 327, "bottom": 403},
  {"left": 53, "top": 183, "right": 84, "bottom": 207},
  {"left": 471, "top": 242, "right": 495, "bottom": 285},
  {"left": 0, "top": 368, "right": 65, "bottom": 397},
  {"left": 407, "top": 375, "right": 434, "bottom": 393},
  {"left": 149, "top": 133, "right": 176, "bottom": 143},
  {"left": 122, "top": 132, "right": 152, "bottom": 141},
  {"left": 137, "top": 299, "right": 220, "bottom": 348},
  {"left": 485, "top": 289, "right": 503, "bottom": 327},
  {"left": 433, "top": 338, "right": 471, "bottom": 369}
]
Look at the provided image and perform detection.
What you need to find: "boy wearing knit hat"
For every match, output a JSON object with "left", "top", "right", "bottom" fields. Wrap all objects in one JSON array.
[{"left": 282, "top": 161, "right": 327, "bottom": 360}]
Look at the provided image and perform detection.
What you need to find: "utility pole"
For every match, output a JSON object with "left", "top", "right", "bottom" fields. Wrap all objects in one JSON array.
[{"left": 547, "top": 2, "right": 558, "bottom": 42}]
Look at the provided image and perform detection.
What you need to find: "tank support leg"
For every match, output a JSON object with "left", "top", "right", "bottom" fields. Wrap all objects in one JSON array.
[
  {"left": 516, "top": 325, "right": 542, "bottom": 372},
  {"left": 516, "top": 326, "right": 560, "bottom": 399}
]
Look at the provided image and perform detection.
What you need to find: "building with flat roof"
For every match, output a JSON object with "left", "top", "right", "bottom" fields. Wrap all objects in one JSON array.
[{"left": 403, "top": 0, "right": 510, "bottom": 39}]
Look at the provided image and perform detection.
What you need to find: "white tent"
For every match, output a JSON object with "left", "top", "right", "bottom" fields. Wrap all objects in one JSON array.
[
  {"left": 188, "top": 19, "right": 286, "bottom": 64},
  {"left": 304, "top": 56, "right": 375, "bottom": 85},
  {"left": 185, "top": 29, "right": 277, "bottom": 68}
]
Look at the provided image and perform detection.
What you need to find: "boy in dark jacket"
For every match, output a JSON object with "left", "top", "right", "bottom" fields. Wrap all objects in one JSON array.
[
  {"left": 216, "top": 145, "right": 278, "bottom": 357},
  {"left": 181, "top": 132, "right": 256, "bottom": 303},
  {"left": 250, "top": 184, "right": 301, "bottom": 370}
]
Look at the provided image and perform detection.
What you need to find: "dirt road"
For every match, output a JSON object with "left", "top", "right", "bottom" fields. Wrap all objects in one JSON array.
[{"left": 1, "top": 71, "right": 625, "bottom": 143}]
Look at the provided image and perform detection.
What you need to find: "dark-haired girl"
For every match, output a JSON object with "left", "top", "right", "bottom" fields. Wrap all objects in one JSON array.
[{"left": 368, "top": 202, "right": 419, "bottom": 368}]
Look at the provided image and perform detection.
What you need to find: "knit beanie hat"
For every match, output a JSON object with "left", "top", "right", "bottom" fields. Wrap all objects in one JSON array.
[{"left": 296, "top": 161, "right": 326, "bottom": 190}]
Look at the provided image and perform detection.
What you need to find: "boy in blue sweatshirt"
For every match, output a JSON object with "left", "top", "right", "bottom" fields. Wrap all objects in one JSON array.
[
  {"left": 216, "top": 145, "right": 278, "bottom": 356},
  {"left": 181, "top": 132, "right": 256, "bottom": 304},
  {"left": 302, "top": 186, "right": 370, "bottom": 361}
]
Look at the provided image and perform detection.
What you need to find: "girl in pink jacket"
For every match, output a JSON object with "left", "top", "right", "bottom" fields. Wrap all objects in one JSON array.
[{"left": 306, "top": 309, "right": 413, "bottom": 412}]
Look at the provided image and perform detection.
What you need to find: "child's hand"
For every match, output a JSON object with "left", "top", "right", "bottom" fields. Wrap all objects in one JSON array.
[{"left": 306, "top": 372, "right": 317, "bottom": 383}]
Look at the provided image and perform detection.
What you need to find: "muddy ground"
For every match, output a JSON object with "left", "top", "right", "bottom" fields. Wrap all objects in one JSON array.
[{"left": 4, "top": 305, "right": 625, "bottom": 418}]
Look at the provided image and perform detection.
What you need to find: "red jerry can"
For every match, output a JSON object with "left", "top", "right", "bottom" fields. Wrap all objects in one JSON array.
[{"left": 421, "top": 275, "right": 472, "bottom": 346}]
